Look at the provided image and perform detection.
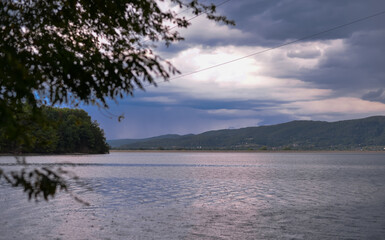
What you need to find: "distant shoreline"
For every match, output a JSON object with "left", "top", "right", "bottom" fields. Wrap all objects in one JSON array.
[
  {"left": 2, "top": 150, "right": 384, "bottom": 157},
  {"left": 110, "top": 149, "right": 385, "bottom": 154},
  {"left": 0, "top": 152, "right": 109, "bottom": 157}
]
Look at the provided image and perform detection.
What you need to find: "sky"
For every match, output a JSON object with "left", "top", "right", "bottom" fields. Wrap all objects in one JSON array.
[{"left": 84, "top": 0, "right": 385, "bottom": 140}]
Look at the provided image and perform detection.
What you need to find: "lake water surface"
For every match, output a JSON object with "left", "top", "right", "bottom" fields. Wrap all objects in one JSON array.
[{"left": 1, "top": 152, "right": 385, "bottom": 239}]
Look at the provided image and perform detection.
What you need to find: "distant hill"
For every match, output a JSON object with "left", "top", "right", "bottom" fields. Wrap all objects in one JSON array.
[
  {"left": 107, "top": 134, "right": 182, "bottom": 148},
  {"left": 109, "top": 116, "right": 385, "bottom": 151}
]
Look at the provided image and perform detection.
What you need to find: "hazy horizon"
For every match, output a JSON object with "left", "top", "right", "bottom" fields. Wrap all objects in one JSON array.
[{"left": 106, "top": 115, "right": 385, "bottom": 141}]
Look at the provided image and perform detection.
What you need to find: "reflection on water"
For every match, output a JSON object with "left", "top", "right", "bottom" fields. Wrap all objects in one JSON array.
[{"left": 1, "top": 152, "right": 385, "bottom": 239}]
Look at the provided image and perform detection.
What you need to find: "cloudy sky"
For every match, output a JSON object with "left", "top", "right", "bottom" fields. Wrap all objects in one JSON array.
[{"left": 84, "top": 0, "right": 385, "bottom": 140}]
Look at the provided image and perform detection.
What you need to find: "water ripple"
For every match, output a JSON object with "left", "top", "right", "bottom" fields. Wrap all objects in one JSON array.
[{"left": 1, "top": 152, "right": 385, "bottom": 240}]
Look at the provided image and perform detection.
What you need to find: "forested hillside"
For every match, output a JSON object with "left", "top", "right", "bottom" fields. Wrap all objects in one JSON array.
[
  {"left": 107, "top": 134, "right": 182, "bottom": 148},
  {"left": 112, "top": 116, "right": 385, "bottom": 151},
  {"left": 0, "top": 107, "right": 109, "bottom": 154}
]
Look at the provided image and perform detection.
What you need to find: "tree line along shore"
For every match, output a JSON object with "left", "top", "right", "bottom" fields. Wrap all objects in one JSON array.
[{"left": 0, "top": 107, "right": 109, "bottom": 154}]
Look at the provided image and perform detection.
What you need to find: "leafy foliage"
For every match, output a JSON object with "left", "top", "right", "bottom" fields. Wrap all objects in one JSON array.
[
  {"left": 0, "top": 0, "right": 232, "bottom": 201},
  {"left": 1, "top": 165, "right": 67, "bottom": 201},
  {"left": 0, "top": 106, "right": 107, "bottom": 203},
  {"left": 0, "top": 156, "right": 89, "bottom": 204},
  {"left": 0, "top": 0, "right": 233, "bottom": 134}
]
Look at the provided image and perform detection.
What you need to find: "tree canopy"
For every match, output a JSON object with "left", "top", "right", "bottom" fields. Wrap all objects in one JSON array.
[
  {"left": 0, "top": 0, "right": 232, "bottom": 201},
  {"left": 1, "top": 0, "right": 232, "bottom": 132},
  {"left": 0, "top": 107, "right": 109, "bottom": 154}
]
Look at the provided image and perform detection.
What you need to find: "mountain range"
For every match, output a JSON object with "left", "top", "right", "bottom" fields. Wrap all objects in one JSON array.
[{"left": 107, "top": 116, "right": 385, "bottom": 151}]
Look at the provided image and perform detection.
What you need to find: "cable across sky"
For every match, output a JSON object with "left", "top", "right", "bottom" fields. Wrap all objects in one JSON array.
[{"left": 164, "top": 9, "right": 385, "bottom": 82}]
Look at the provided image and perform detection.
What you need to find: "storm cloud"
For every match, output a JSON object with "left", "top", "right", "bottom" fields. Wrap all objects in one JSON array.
[{"left": 86, "top": 0, "right": 385, "bottom": 139}]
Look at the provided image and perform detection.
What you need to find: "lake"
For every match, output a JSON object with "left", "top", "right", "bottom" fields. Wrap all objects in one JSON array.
[{"left": 1, "top": 152, "right": 385, "bottom": 239}]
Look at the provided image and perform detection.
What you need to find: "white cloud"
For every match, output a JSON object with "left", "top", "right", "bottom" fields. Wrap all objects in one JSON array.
[
  {"left": 179, "top": 15, "right": 251, "bottom": 42},
  {"left": 151, "top": 43, "right": 338, "bottom": 103},
  {"left": 140, "top": 96, "right": 178, "bottom": 104},
  {"left": 206, "top": 109, "right": 257, "bottom": 117},
  {"left": 88, "top": 1, "right": 385, "bottom": 140},
  {"left": 279, "top": 97, "right": 385, "bottom": 117},
  {"left": 286, "top": 48, "right": 321, "bottom": 59}
]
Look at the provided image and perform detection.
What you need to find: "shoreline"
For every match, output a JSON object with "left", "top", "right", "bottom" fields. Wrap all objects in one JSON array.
[
  {"left": 110, "top": 149, "right": 385, "bottom": 154},
  {"left": 2, "top": 150, "right": 384, "bottom": 156},
  {"left": 0, "top": 152, "right": 109, "bottom": 157}
]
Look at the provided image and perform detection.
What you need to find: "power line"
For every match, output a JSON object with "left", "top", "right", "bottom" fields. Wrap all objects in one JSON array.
[
  {"left": 106, "top": 8, "right": 385, "bottom": 120},
  {"left": 99, "top": 1, "right": 233, "bottom": 119},
  {"left": 163, "top": 9, "right": 385, "bottom": 82}
]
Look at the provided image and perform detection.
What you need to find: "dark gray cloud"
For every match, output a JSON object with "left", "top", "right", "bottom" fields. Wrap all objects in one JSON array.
[
  {"left": 158, "top": 0, "right": 385, "bottom": 73},
  {"left": 162, "top": 0, "right": 385, "bottom": 94},
  {"left": 220, "top": 0, "right": 385, "bottom": 44},
  {"left": 154, "top": 0, "right": 385, "bottom": 51},
  {"left": 362, "top": 89, "right": 385, "bottom": 103},
  {"left": 86, "top": 0, "right": 385, "bottom": 139},
  {"left": 299, "top": 28, "right": 385, "bottom": 95}
]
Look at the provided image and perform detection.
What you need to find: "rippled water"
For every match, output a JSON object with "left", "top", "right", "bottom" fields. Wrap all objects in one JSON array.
[{"left": 1, "top": 152, "right": 385, "bottom": 239}]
